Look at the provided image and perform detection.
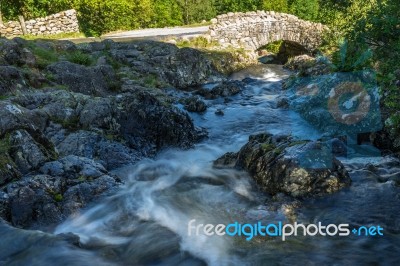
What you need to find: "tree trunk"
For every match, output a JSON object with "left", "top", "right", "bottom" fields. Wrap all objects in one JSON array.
[
  {"left": 0, "top": 1, "right": 3, "bottom": 25},
  {"left": 185, "top": 0, "right": 189, "bottom": 24},
  {"left": 18, "top": 15, "right": 28, "bottom": 35}
]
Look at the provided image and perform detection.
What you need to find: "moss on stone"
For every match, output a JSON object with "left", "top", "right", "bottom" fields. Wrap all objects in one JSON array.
[
  {"left": 288, "top": 140, "right": 309, "bottom": 147},
  {"left": 0, "top": 134, "right": 13, "bottom": 170},
  {"left": 54, "top": 193, "right": 63, "bottom": 202},
  {"left": 204, "top": 48, "right": 257, "bottom": 75},
  {"left": 52, "top": 116, "right": 81, "bottom": 131},
  {"left": 260, "top": 143, "right": 275, "bottom": 152},
  {"left": 29, "top": 45, "right": 59, "bottom": 69},
  {"left": 65, "top": 51, "right": 93, "bottom": 66}
]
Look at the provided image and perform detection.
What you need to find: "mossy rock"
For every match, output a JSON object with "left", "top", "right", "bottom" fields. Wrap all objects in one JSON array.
[{"left": 0, "top": 134, "right": 21, "bottom": 186}]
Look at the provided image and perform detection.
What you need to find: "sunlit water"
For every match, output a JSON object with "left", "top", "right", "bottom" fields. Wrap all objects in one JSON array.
[{"left": 2, "top": 65, "right": 399, "bottom": 265}]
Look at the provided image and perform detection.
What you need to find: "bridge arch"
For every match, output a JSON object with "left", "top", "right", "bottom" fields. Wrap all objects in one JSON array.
[{"left": 208, "top": 11, "right": 327, "bottom": 51}]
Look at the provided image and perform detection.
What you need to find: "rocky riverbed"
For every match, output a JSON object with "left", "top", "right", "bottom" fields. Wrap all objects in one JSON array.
[
  {"left": 0, "top": 37, "right": 232, "bottom": 228},
  {"left": 0, "top": 38, "right": 399, "bottom": 265}
]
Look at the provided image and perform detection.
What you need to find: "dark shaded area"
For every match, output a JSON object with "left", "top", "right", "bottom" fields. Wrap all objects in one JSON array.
[{"left": 259, "top": 40, "right": 309, "bottom": 64}]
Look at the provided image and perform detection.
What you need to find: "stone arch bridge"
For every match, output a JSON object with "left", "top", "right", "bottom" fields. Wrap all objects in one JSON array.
[{"left": 208, "top": 11, "right": 327, "bottom": 51}]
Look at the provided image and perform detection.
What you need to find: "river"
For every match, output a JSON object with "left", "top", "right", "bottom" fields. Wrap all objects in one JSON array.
[{"left": 1, "top": 64, "right": 399, "bottom": 265}]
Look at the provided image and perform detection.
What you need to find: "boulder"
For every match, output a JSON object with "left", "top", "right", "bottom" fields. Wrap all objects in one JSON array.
[
  {"left": 215, "top": 133, "right": 351, "bottom": 198},
  {"left": 0, "top": 66, "right": 29, "bottom": 95},
  {"left": 0, "top": 39, "right": 32, "bottom": 66},
  {"left": 197, "top": 80, "right": 245, "bottom": 99},
  {"left": 165, "top": 47, "right": 218, "bottom": 88},
  {"left": 108, "top": 41, "right": 221, "bottom": 89},
  {"left": 115, "top": 91, "right": 202, "bottom": 152},
  {"left": 0, "top": 102, "right": 53, "bottom": 184},
  {"left": 46, "top": 129, "right": 142, "bottom": 170},
  {"left": 284, "top": 71, "right": 382, "bottom": 137},
  {"left": 13, "top": 89, "right": 204, "bottom": 157},
  {"left": 0, "top": 155, "right": 120, "bottom": 228},
  {"left": 46, "top": 62, "right": 118, "bottom": 96},
  {"left": 9, "top": 129, "right": 57, "bottom": 175},
  {"left": 183, "top": 97, "right": 207, "bottom": 113},
  {"left": 284, "top": 55, "right": 332, "bottom": 76},
  {"left": 276, "top": 97, "right": 289, "bottom": 109}
]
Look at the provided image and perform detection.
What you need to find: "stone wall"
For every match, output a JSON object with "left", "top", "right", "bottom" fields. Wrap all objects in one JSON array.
[
  {"left": 0, "top": 9, "right": 79, "bottom": 37},
  {"left": 208, "top": 11, "right": 327, "bottom": 51}
]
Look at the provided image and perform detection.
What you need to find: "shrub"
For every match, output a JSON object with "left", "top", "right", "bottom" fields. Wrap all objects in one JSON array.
[{"left": 65, "top": 51, "right": 93, "bottom": 66}]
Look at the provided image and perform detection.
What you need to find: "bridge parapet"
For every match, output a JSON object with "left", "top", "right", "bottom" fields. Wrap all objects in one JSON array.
[{"left": 209, "top": 11, "right": 327, "bottom": 51}]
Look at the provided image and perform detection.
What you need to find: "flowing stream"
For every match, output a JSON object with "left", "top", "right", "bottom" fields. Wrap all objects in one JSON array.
[{"left": 1, "top": 65, "right": 399, "bottom": 265}]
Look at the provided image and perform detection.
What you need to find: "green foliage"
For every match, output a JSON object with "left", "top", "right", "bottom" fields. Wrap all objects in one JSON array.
[
  {"left": 262, "top": 0, "right": 288, "bottom": 12},
  {"left": 22, "top": 32, "right": 86, "bottom": 40},
  {"left": 259, "top": 40, "right": 283, "bottom": 54},
  {"left": 54, "top": 193, "right": 63, "bottom": 202},
  {"left": 178, "top": 0, "right": 217, "bottom": 24},
  {"left": 143, "top": 74, "right": 160, "bottom": 88},
  {"left": 0, "top": 134, "right": 12, "bottom": 170},
  {"left": 331, "top": 40, "right": 372, "bottom": 72},
  {"left": 151, "top": 0, "right": 183, "bottom": 27},
  {"left": 52, "top": 116, "right": 81, "bottom": 130},
  {"left": 290, "top": 0, "right": 319, "bottom": 21},
  {"left": 260, "top": 143, "right": 275, "bottom": 152},
  {"left": 0, "top": 0, "right": 329, "bottom": 36},
  {"left": 319, "top": 0, "right": 400, "bottom": 148},
  {"left": 65, "top": 51, "right": 93, "bottom": 66},
  {"left": 29, "top": 45, "right": 59, "bottom": 69},
  {"left": 176, "top": 36, "right": 218, "bottom": 49},
  {"left": 215, "top": 0, "right": 262, "bottom": 14},
  {"left": 74, "top": 0, "right": 152, "bottom": 36},
  {"left": 1, "top": 0, "right": 70, "bottom": 20}
]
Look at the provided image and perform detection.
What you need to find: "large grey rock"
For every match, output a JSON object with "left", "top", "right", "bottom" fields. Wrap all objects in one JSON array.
[
  {"left": 0, "top": 66, "right": 28, "bottom": 95},
  {"left": 79, "top": 97, "right": 113, "bottom": 130},
  {"left": 9, "top": 129, "right": 56, "bottom": 175},
  {"left": 0, "top": 39, "right": 35, "bottom": 67},
  {"left": 46, "top": 129, "right": 142, "bottom": 170},
  {"left": 197, "top": 80, "right": 245, "bottom": 99},
  {"left": 215, "top": 133, "right": 351, "bottom": 198},
  {"left": 283, "top": 71, "right": 381, "bottom": 137},
  {"left": 47, "top": 62, "right": 118, "bottom": 96},
  {"left": 109, "top": 41, "right": 220, "bottom": 89},
  {"left": 284, "top": 55, "right": 332, "bottom": 77},
  {"left": 0, "top": 101, "right": 49, "bottom": 136},
  {"left": 115, "top": 91, "right": 202, "bottom": 152},
  {"left": 0, "top": 155, "right": 120, "bottom": 228},
  {"left": 13, "top": 88, "right": 202, "bottom": 164},
  {"left": 0, "top": 102, "right": 53, "bottom": 184},
  {"left": 183, "top": 96, "right": 207, "bottom": 113}
]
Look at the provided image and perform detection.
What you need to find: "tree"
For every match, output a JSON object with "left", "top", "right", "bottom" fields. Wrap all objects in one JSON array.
[
  {"left": 215, "top": 0, "right": 262, "bottom": 14},
  {"left": 134, "top": 0, "right": 154, "bottom": 27},
  {"left": 177, "top": 0, "right": 216, "bottom": 24},
  {"left": 151, "top": 0, "right": 183, "bottom": 27},
  {"left": 262, "top": 0, "right": 288, "bottom": 12},
  {"left": 0, "top": 0, "right": 70, "bottom": 20},
  {"left": 290, "top": 0, "right": 319, "bottom": 21}
]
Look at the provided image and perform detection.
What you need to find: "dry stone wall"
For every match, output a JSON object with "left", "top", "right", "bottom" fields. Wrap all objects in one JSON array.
[
  {"left": 0, "top": 9, "right": 79, "bottom": 37},
  {"left": 209, "top": 11, "right": 327, "bottom": 51}
]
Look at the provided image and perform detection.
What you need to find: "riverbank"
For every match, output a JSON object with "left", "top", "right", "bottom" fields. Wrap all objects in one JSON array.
[{"left": 0, "top": 37, "right": 254, "bottom": 228}]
